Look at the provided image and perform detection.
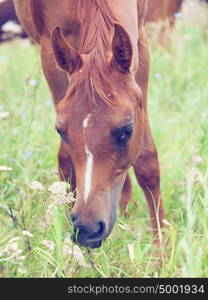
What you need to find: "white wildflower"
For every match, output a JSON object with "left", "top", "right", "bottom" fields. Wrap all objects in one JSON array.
[
  {"left": 186, "top": 168, "right": 201, "bottom": 186},
  {"left": 39, "top": 218, "right": 47, "bottom": 229},
  {"left": 174, "top": 12, "right": 182, "bottom": 19},
  {"left": 154, "top": 73, "right": 161, "bottom": 79},
  {"left": 63, "top": 244, "right": 73, "bottom": 256},
  {"left": 29, "top": 181, "right": 44, "bottom": 191},
  {"left": 69, "top": 195, "right": 76, "bottom": 203},
  {"left": 22, "top": 230, "right": 33, "bottom": 238},
  {"left": 40, "top": 240, "right": 55, "bottom": 251},
  {"left": 41, "top": 202, "right": 58, "bottom": 227},
  {"left": 73, "top": 245, "right": 89, "bottom": 267},
  {"left": 63, "top": 236, "right": 73, "bottom": 246},
  {"left": 0, "top": 166, "right": 12, "bottom": 171},
  {"left": 45, "top": 203, "right": 57, "bottom": 224},
  {"left": 5, "top": 243, "right": 19, "bottom": 254},
  {"left": 28, "top": 79, "right": 38, "bottom": 87},
  {"left": 14, "top": 249, "right": 23, "bottom": 256},
  {"left": 50, "top": 193, "right": 74, "bottom": 205},
  {"left": 48, "top": 181, "right": 69, "bottom": 195},
  {"left": 62, "top": 237, "right": 89, "bottom": 267},
  {"left": 0, "top": 112, "right": 10, "bottom": 119},
  {"left": 193, "top": 155, "right": 203, "bottom": 165},
  {"left": 63, "top": 237, "right": 73, "bottom": 256},
  {"left": 45, "top": 182, "right": 74, "bottom": 226}
]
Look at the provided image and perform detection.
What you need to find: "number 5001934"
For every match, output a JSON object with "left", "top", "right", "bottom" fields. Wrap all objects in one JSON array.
[{"left": 158, "top": 284, "right": 205, "bottom": 294}]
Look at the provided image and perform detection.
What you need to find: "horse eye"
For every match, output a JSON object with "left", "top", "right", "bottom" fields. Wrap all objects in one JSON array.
[
  {"left": 113, "top": 125, "right": 133, "bottom": 145},
  {"left": 55, "top": 127, "right": 67, "bottom": 141}
]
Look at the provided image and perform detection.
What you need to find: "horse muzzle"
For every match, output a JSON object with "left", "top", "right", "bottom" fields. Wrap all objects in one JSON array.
[{"left": 70, "top": 215, "right": 106, "bottom": 248}]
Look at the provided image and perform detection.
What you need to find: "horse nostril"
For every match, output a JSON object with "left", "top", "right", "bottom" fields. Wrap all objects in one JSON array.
[
  {"left": 86, "top": 221, "right": 106, "bottom": 243},
  {"left": 97, "top": 221, "right": 106, "bottom": 237},
  {"left": 70, "top": 213, "right": 79, "bottom": 225}
]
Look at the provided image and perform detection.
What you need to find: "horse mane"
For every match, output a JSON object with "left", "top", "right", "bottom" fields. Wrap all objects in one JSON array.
[{"left": 68, "top": 0, "right": 120, "bottom": 107}]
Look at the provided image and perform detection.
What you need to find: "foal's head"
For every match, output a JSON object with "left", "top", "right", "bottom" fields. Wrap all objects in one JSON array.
[{"left": 51, "top": 25, "right": 144, "bottom": 248}]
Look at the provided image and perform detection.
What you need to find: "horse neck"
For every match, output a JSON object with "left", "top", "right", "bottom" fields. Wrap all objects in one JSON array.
[{"left": 73, "top": 0, "right": 117, "bottom": 55}]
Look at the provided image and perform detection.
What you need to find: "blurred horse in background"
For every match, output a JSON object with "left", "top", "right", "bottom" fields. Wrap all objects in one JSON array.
[
  {"left": 0, "top": 0, "right": 26, "bottom": 42},
  {"left": 146, "top": 0, "right": 184, "bottom": 48}
]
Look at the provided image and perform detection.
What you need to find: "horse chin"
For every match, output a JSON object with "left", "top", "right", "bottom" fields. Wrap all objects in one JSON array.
[{"left": 71, "top": 234, "right": 103, "bottom": 249}]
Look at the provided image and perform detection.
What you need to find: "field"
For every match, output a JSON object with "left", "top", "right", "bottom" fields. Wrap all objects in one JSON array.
[{"left": 0, "top": 14, "right": 208, "bottom": 278}]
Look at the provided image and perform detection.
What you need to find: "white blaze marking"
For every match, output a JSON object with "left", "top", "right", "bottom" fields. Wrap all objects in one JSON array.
[
  {"left": 83, "top": 114, "right": 92, "bottom": 128},
  {"left": 84, "top": 144, "right": 94, "bottom": 203},
  {"left": 83, "top": 114, "right": 93, "bottom": 203}
]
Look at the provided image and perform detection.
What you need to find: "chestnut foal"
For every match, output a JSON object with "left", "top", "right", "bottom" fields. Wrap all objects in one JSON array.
[{"left": 14, "top": 0, "right": 165, "bottom": 248}]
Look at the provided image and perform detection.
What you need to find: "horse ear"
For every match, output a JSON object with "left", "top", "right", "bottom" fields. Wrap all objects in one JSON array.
[
  {"left": 29, "top": 0, "right": 45, "bottom": 35},
  {"left": 111, "top": 24, "right": 133, "bottom": 73},
  {"left": 51, "top": 26, "right": 83, "bottom": 74}
]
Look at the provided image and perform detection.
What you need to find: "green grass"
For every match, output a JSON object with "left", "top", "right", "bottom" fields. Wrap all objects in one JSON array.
[{"left": 0, "top": 20, "right": 208, "bottom": 278}]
